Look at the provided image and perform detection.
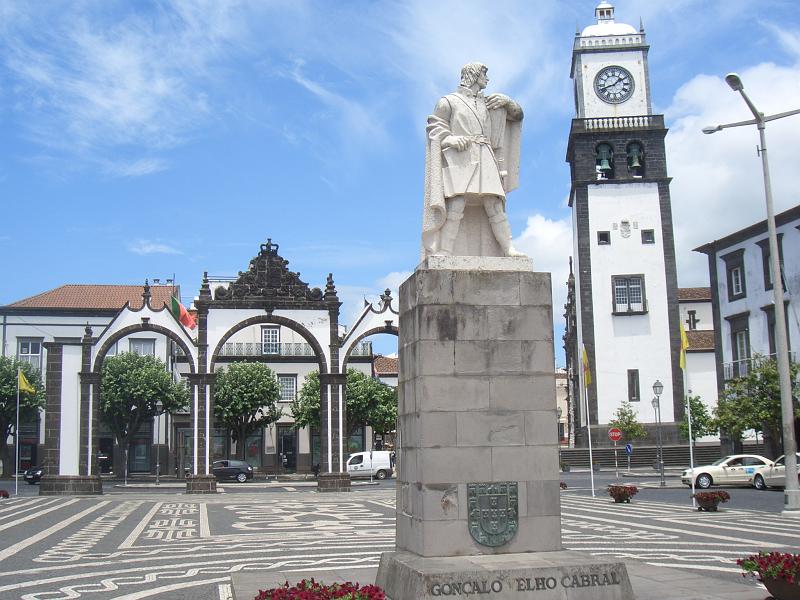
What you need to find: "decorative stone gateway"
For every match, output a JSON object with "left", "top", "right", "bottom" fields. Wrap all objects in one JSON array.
[
  {"left": 39, "top": 475, "right": 102, "bottom": 496},
  {"left": 377, "top": 551, "right": 634, "bottom": 600},
  {"left": 185, "top": 473, "right": 217, "bottom": 494},
  {"left": 317, "top": 472, "right": 351, "bottom": 493}
]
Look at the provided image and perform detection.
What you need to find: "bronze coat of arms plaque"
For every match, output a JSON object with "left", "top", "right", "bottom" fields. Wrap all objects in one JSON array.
[{"left": 467, "top": 482, "right": 518, "bottom": 547}]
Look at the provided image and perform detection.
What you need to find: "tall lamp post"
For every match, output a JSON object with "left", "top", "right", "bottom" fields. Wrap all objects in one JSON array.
[
  {"left": 652, "top": 380, "right": 665, "bottom": 487},
  {"left": 557, "top": 406, "right": 563, "bottom": 468},
  {"left": 155, "top": 400, "right": 164, "bottom": 486},
  {"left": 703, "top": 73, "right": 800, "bottom": 515}
]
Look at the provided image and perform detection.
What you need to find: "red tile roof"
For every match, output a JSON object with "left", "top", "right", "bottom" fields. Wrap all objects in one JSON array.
[
  {"left": 686, "top": 330, "right": 715, "bottom": 351},
  {"left": 678, "top": 287, "right": 711, "bottom": 301},
  {"left": 5, "top": 285, "right": 177, "bottom": 310},
  {"left": 374, "top": 355, "right": 398, "bottom": 375}
]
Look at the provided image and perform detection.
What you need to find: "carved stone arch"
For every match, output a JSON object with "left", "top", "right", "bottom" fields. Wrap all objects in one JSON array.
[
  {"left": 209, "top": 315, "right": 328, "bottom": 374},
  {"left": 341, "top": 325, "right": 398, "bottom": 371},
  {"left": 93, "top": 324, "right": 197, "bottom": 375}
]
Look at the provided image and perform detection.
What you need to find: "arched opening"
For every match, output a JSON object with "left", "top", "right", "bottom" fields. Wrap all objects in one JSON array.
[{"left": 92, "top": 324, "right": 197, "bottom": 478}]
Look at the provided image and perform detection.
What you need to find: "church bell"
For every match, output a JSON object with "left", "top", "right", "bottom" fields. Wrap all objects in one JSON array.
[
  {"left": 627, "top": 142, "right": 643, "bottom": 168},
  {"left": 596, "top": 143, "right": 613, "bottom": 173}
]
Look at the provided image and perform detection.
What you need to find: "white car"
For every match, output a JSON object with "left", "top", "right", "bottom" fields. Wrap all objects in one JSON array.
[
  {"left": 681, "top": 454, "right": 771, "bottom": 489},
  {"left": 750, "top": 453, "right": 800, "bottom": 490}
]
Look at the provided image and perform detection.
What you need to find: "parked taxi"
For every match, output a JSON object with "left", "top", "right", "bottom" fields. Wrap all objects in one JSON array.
[
  {"left": 750, "top": 453, "right": 800, "bottom": 490},
  {"left": 681, "top": 454, "right": 771, "bottom": 489}
]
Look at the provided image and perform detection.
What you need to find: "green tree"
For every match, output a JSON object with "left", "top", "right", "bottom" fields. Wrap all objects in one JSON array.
[
  {"left": 100, "top": 352, "right": 188, "bottom": 477},
  {"left": 291, "top": 369, "right": 397, "bottom": 439},
  {"left": 678, "top": 395, "right": 718, "bottom": 441},
  {"left": 214, "top": 362, "right": 282, "bottom": 460},
  {"left": 0, "top": 357, "right": 45, "bottom": 477},
  {"left": 609, "top": 400, "right": 647, "bottom": 442},
  {"left": 715, "top": 355, "right": 799, "bottom": 458}
]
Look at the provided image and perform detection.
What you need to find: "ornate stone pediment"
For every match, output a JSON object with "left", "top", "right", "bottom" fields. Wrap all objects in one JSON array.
[{"left": 211, "top": 239, "right": 326, "bottom": 308}]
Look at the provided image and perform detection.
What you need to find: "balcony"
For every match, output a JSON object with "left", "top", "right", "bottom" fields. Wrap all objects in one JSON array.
[
  {"left": 570, "top": 115, "right": 664, "bottom": 134},
  {"left": 723, "top": 352, "right": 797, "bottom": 381},
  {"left": 217, "top": 341, "right": 372, "bottom": 358}
]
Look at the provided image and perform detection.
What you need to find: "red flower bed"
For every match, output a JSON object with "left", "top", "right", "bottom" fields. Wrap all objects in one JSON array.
[
  {"left": 738, "top": 552, "right": 800, "bottom": 584},
  {"left": 607, "top": 484, "right": 638, "bottom": 503},
  {"left": 693, "top": 490, "right": 730, "bottom": 504},
  {"left": 255, "top": 579, "right": 385, "bottom": 600},
  {"left": 560, "top": 482, "right": 568, "bottom": 490},
  {"left": 0, "top": 490, "right": 9, "bottom": 499}
]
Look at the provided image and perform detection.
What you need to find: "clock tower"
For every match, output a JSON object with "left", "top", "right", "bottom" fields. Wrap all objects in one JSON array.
[{"left": 566, "top": 2, "right": 683, "bottom": 446}]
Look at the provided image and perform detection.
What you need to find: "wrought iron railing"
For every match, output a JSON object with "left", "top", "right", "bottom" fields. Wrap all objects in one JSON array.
[
  {"left": 723, "top": 352, "right": 797, "bottom": 381},
  {"left": 218, "top": 340, "right": 373, "bottom": 358}
]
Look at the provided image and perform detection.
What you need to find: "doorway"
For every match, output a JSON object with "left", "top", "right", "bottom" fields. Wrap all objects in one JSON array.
[{"left": 277, "top": 425, "right": 297, "bottom": 473}]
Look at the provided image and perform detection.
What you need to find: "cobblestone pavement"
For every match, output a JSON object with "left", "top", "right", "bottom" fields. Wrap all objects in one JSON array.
[{"left": 0, "top": 489, "right": 797, "bottom": 599}]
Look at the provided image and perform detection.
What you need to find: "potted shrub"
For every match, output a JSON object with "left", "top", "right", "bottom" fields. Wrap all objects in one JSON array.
[
  {"left": 560, "top": 462, "right": 570, "bottom": 472},
  {"left": 560, "top": 481, "right": 568, "bottom": 490},
  {"left": 738, "top": 552, "right": 800, "bottom": 600},
  {"left": 607, "top": 484, "right": 638, "bottom": 503},
  {"left": 693, "top": 490, "right": 730, "bottom": 512},
  {"left": 0, "top": 490, "right": 8, "bottom": 499},
  {"left": 255, "top": 579, "right": 385, "bottom": 600}
]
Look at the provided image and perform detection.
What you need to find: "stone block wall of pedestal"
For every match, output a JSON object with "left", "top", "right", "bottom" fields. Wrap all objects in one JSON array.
[{"left": 396, "top": 260, "right": 560, "bottom": 558}]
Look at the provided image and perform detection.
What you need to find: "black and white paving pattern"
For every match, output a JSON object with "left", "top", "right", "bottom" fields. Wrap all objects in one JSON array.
[{"left": 0, "top": 488, "right": 796, "bottom": 599}]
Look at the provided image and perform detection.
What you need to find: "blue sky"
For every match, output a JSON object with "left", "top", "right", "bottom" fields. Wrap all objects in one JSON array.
[{"left": 2, "top": 1, "right": 799, "bottom": 364}]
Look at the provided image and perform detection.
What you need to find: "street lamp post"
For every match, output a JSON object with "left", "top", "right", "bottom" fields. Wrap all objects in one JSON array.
[
  {"left": 703, "top": 73, "right": 800, "bottom": 515},
  {"left": 155, "top": 400, "right": 164, "bottom": 486},
  {"left": 557, "top": 406, "right": 563, "bottom": 469},
  {"left": 652, "top": 380, "right": 665, "bottom": 488}
]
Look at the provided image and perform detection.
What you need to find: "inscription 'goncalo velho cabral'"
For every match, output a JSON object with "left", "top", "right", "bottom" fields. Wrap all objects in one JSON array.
[{"left": 428, "top": 572, "right": 621, "bottom": 596}]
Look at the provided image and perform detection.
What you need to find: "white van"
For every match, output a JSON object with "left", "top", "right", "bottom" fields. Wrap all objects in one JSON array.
[{"left": 346, "top": 451, "right": 394, "bottom": 480}]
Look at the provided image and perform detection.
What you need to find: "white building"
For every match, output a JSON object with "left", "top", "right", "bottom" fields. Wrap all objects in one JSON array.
[
  {"left": 565, "top": 2, "right": 684, "bottom": 445},
  {"left": 0, "top": 241, "right": 391, "bottom": 481},
  {"left": 695, "top": 204, "right": 799, "bottom": 389}
]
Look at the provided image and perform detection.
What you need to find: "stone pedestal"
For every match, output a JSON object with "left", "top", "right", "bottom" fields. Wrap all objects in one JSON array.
[
  {"left": 317, "top": 472, "right": 351, "bottom": 492},
  {"left": 185, "top": 473, "right": 217, "bottom": 494},
  {"left": 395, "top": 258, "right": 559, "bottom": 557},
  {"left": 377, "top": 551, "right": 634, "bottom": 600},
  {"left": 40, "top": 475, "right": 102, "bottom": 496},
  {"left": 377, "top": 257, "right": 633, "bottom": 600}
]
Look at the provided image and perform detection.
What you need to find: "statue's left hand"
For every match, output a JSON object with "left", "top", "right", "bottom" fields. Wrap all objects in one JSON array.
[{"left": 486, "top": 93, "right": 511, "bottom": 110}]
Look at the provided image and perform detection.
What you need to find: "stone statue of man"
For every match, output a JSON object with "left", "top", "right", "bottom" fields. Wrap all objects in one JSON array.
[{"left": 422, "top": 62, "right": 525, "bottom": 258}]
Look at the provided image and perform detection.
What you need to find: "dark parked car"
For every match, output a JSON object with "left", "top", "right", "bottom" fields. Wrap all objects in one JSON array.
[
  {"left": 24, "top": 466, "right": 44, "bottom": 484},
  {"left": 212, "top": 459, "right": 254, "bottom": 483}
]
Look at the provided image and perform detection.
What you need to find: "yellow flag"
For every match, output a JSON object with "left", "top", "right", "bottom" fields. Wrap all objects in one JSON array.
[
  {"left": 18, "top": 369, "right": 36, "bottom": 394},
  {"left": 679, "top": 321, "right": 690, "bottom": 370},
  {"left": 582, "top": 346, "right": 592, "bottom": 386}
]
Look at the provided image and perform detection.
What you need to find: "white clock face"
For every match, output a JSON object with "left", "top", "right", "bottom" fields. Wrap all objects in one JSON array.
[{"left": 594, "top": 66, "right": 634, "bottom": 104}]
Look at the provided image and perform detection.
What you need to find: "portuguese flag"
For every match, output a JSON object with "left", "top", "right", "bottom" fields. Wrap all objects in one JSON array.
[{"left": 171, "top": 296, "right": 196, "bottom": 329}]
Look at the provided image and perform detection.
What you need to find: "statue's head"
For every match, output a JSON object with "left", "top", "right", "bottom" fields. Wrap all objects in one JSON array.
[{"left": 460, "top": 62, "right": 488, "bottom": 88}]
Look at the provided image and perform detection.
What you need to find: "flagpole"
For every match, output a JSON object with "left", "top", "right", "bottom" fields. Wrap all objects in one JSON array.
[
  {"left": 581, "top": 347, "right": 596, "bottom": 497},
  {"left": 686, "top": 378, "right": 696, "bottom": 508},
  {"left": 585, "top": 385, "right": 595, "bottom": 497},
  {"left": 15, "top": 368, "right": 21, "bottom": 497}
]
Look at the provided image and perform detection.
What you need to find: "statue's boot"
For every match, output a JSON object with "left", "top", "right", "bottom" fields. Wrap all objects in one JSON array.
[
  {"left": 437, "top": 212, "right": 463, "bottom": 256},
  {"left": 489, "top": 212, "right": 525, "bottom": 257}
]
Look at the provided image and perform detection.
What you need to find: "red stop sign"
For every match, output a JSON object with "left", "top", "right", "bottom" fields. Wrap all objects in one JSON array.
[{"left": 608, "top": 428, "right": 622, "bottom": 442}]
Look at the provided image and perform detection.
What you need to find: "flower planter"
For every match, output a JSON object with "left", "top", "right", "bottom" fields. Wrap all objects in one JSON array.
[
  {"left": 693, "top": 490, "right": 730, "bottom": 512},
  {"left": 763, "top": 577, "right": 800, "bottom": 600},
  {"left": 738, "top": 551, "right": 800, "bottom": 600},
  {"left": 696, "top": 499, "right": 720, "bottom": 512},
  {"left": 607, "top": 484, "right": 638, "bottom": 503}
]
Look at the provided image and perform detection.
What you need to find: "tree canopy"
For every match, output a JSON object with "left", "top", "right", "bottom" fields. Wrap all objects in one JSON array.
[
  {"left": 100, "top": 352, "right": 188, "bottom": 473},
  {"left": 715, "top": 355, "right": 799, "bottom": 458},
  {"left": 609, "top": 400, "right": 647, "bottom": 441},
  {"left": 291, "top": 369, "right": 397, "bottom": 437},
  {"left": 214, "top": 362, "right": 282, "bottom": 460},
  {"left": 678, "top": 394, "right": 717, "bottom": 441},
  {"left": 0, "top": 357, "right": 45, "bottom": 477}
]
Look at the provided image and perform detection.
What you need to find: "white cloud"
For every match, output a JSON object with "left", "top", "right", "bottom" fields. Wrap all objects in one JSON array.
[
  {"left": 665, "top": 59, "right": 800, "bottom": 286},
  {"left": 2, "top": 2, "right": 244, "bottom": 172},
  {"left": 514, "top": 213, "right": 573, "bottom": 325},
  {"left": 104, "top": 158, "right": 168, "bottom": 178},
  {"left": 128, "top": 240, "right": 183, "bottom": 256}
]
